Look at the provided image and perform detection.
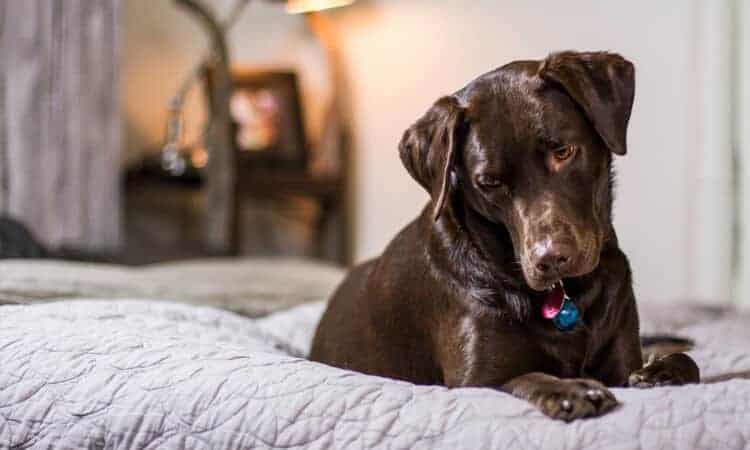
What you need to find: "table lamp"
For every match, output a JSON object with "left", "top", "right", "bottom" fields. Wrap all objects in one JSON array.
[
  {"left": 284, "top": 0, "right": 355, "bottom": 14},
  {"left": 275, "top": 0, "right": 355, "bottom": 176},
  {"left": 171, "top": 0, "right": 356, "bottom": 253}
]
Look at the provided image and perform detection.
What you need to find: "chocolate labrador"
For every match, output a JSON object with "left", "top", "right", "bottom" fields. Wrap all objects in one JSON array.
[{"left": 310, "top": 51, "right": 700, "bottom": 421}]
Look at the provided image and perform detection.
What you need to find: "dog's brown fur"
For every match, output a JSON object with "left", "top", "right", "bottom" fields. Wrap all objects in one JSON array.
[{"left": 310, "top": 51, "right": 699, "bottom": 421}]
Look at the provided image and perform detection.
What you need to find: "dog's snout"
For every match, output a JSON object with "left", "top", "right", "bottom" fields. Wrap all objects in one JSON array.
[{"left": 532, "top": 240, "right": 574, "bottom": 275}]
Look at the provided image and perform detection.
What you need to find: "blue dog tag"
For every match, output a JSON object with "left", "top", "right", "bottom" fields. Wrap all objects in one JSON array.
[{"left": 553, "top": 297, "right": 579, "bottom": 331}]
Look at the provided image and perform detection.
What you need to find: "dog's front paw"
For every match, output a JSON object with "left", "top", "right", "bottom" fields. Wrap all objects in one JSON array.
[
  {"left": 534, "top": 379, "right": 618, "bottom": 422},
  {"left": 628, "top": 353, "right": 700, "bottom": 388}
]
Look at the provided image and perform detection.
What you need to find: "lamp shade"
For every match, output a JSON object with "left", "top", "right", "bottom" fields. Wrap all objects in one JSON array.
[{"left": 285, "top": 0, "right": 355, "bottom": 14}]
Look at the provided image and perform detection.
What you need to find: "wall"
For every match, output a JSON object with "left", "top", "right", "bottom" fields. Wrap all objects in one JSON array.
[
  {"left": 123, "top": 0, "right": 330, "bottom": 164},
  {"left": 738, "top": 0, "right": 750, "bottom": 306},
  {"left": 123, "top": 0, "right": 735, "bottom": 304},
  {"left": 334, "top": 0, "right": 733, "bottom": 303}
]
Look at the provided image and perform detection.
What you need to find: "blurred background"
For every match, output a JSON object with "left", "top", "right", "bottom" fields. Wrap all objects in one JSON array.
[{"left": 0, "top": 0, "right": 747, "bottom": 307}]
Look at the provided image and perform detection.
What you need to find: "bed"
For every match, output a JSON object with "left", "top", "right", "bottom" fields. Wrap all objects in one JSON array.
[{"left": 1, "top": 258, "right": 749, "bottom": 449}]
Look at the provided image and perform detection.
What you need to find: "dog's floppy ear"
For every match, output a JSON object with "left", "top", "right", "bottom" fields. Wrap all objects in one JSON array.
[
  {"left": 399, "top": 96, "right": 465, "bottom": 221},
  {"left": 539, "top": 51, "right": 635, "bottom": 155}
]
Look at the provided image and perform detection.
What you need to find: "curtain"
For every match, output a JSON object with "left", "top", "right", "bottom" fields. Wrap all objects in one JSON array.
[
  {"left": 737, "top": 0, "right": 750, "bottom": 307},
  {"left": 679, "top": 1, "right": 735, "bottom": 304},
  {"left": 0, "top": 0, "right": 121, "bottom": 251}
]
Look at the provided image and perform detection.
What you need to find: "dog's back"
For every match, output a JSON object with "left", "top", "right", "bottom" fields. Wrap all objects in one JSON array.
[{"left": 310, "top": 212, "right": 447, "bottom": 384}]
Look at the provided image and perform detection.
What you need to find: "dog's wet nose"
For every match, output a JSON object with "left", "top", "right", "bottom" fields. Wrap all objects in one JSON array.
[{"left": 532, "top": 241, "right": 574, "bottom": 275}]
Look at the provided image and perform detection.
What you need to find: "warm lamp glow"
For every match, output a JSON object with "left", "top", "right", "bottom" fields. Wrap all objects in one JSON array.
[{"left": 285, "top": 0, "right": 354, "bottom": 14}]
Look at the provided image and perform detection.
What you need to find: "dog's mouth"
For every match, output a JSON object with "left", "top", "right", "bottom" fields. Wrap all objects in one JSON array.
[
  {"left": 521, "top": 255, "right": 599, "bottom": 292},
  {"left": 518, "top": 234, "right": 602, "bottom": 292},
  {"left": 516, "top": 253, "right": 562, "bottom": 291},
  {"left": 525, "top": 272, "right": 564, "bottom": 292}
]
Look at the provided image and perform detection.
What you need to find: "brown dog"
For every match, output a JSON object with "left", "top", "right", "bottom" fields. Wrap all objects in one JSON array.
[{"left": 310, "top": 51, "right": 699, "bottom": 421}]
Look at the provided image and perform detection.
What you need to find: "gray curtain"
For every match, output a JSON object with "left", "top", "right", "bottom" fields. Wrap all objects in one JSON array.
[
  {"left": 738, "top": 0, "right": 749, "bottom": 306},
  {"left": 0, "top": 0, "right": 121, "bottom": 251}
]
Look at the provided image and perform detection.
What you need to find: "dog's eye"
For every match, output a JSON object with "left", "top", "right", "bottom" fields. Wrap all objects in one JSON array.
[
  {"left": 476, "top": 174, "right": 502, "bottom": 188},
  {"left": 552, "top": 145, "right": 577, "bottom": 162}
]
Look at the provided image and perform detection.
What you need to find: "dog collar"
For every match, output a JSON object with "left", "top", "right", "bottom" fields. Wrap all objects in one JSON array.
[{"left": 541, "top": 282, "right": 579, "bottom": 331}]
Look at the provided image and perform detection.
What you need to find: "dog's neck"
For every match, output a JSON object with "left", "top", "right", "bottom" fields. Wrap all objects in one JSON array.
[
  {"left": 428, "top": 196, "right": 614, "bottom": 324},
  {"left": 428, "top": 200, "right": 536, "bottom": 322}
]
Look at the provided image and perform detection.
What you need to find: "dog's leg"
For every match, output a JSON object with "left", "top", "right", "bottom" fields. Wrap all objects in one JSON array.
[
  {"left": 503, "top": 372, "right": 619, "bottom": 421},
  {"left": 627, "top": 353, "right": 700, "bottom": 388}
]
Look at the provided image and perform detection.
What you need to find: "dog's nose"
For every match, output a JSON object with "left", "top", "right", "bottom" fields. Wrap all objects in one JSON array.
[{"left": 532, "top": 241, "right": 574, "bottom": 275}]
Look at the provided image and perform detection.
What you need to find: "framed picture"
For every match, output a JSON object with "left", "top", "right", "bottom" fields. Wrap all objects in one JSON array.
[{"left": 208, "top": 67, "right": 308, "bottom": 169}]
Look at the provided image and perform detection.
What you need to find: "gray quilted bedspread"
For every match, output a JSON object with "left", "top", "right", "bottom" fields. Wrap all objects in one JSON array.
[{"left": 1, "top": 299, "right": 749, "bottom": 450}]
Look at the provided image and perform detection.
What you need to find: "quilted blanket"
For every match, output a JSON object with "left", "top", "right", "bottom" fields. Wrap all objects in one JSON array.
[{"left": 1, "top": 299, "right": 749, "bottom": 450}]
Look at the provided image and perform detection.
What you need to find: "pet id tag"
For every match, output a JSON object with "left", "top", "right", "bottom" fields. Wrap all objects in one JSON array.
[{"left": 541, "top": 282, "right": 579, "bottom": 331}]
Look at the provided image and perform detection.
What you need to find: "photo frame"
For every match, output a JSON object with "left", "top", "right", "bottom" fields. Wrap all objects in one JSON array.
[{"left": 208, "top": 67, "right": 308, "bottom": 169}]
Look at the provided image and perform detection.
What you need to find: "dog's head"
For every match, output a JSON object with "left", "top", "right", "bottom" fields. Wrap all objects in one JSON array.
[{"left": 399, "top": 51, "right": 635, "bottom": 291}]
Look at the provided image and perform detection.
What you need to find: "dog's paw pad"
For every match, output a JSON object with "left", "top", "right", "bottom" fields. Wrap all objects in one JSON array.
[
  {"left": 628, "top": 370, "right": 673, "bottom": 388},
  {"left": 628, "top": 353, "right": 700, "bottom": 388},
  {"left": 536, "top": 379, "right": 618, "bottom": 422}
]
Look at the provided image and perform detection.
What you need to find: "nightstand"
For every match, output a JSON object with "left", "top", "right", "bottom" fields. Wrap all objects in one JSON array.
[{"left": 123, "top": 155, "right": 350, "bottom": 265}]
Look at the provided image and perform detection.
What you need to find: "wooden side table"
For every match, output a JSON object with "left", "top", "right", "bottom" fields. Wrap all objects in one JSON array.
[
  {"left": 232, "top": 168, "right": 350, "bottom": 265},
  {"left": 123, "top": 157, "right": 350, "bottom": 266}
]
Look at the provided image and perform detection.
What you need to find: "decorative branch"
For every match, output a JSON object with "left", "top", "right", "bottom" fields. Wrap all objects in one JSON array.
[
  {"left": 174, "top": 0, "right": 241, "bottom": 252},
  {"left": 170, "top": 0, "right": 250, "bottom": 112}
]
